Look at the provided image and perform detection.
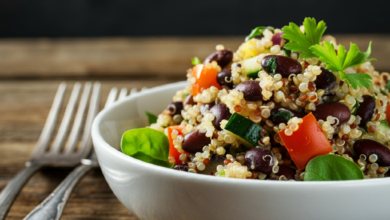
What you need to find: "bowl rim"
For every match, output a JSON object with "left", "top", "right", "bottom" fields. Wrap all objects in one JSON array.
[{"left": 91, "top": 81, "right": 390, "bottom": 187}]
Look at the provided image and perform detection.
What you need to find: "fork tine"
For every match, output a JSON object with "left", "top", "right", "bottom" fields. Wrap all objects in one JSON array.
[
  {"left": 50, "top": 83, "right": 82, "bottom": 153},
  {"left": 75, "top": 82, "right": 101, "bottom": 157},
  {"left": 30, "top": 82, "right": 67, "bottom": 158},
  {"left": 130, "top": 87, "right": 138, "bottom": 96},
  {"left": 63, "top": 82, "right": 93, "bottom": 154},
  {"left": 105, "top": 87, "right": 118, "bottom": 108},
  {"left": 118, "top": 88, "right": 128, "bottom": 100}
]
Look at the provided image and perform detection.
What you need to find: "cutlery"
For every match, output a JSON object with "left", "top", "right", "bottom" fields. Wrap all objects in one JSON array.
[
  {"left": 24, "top": 87, "right": 140, "bottom": 220},
  {"left": 0, "top": 82, "right": 100, "bottom": 220}
]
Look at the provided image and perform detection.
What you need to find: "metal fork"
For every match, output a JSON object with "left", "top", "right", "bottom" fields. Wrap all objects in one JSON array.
[
  {"left": 0, "top": 82, "right": 101, "bottom": 220},
  {"left": 24, "top": 87, "right": 140, "bottom": 220}
]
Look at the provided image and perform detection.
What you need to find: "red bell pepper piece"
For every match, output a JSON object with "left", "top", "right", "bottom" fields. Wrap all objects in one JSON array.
[
  {"left": 167, "top": 125, "right": 188, "bottom": 165},
  {"left": 278, "top": 113, "right": 333, "bottom": 170},
  {"left": 191, "top": 64, "right": 222, "bottom": 97}
]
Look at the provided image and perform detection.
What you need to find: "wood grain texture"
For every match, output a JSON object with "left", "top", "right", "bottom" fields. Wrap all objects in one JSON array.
[
  {"left": 0, "top": 79, "right": 177, "bottom": 220},
  {"left": 0, "top": 35, "right": 389, "bottom": 78}
]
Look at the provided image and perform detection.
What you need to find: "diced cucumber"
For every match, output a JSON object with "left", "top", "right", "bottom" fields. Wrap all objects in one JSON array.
[
  {"left": 240, "top": 55, "right": 263, "bottom": 78},
  {"left": 224, "top": 113, "right": 267, "bottom": 148},
  {"left": 379, "top": 121, "right": 390, "bottom": 133}
]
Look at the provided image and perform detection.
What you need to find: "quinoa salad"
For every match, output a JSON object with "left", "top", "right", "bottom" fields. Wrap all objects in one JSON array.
[{"left": 121, "top": 18, "right": 390, "bottom": 181}]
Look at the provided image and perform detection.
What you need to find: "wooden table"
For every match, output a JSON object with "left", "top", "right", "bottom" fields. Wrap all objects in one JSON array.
[{"left": 1, "top": 35, "right": 390, "bottom": 219}]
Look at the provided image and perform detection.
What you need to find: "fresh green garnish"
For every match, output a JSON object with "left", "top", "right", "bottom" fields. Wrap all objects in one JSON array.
[
  {"left": 182, "top": 93, "right": 189, "bottom": 98},
  {"left": 310, "top": 41, "right": 376, "bottom": 89},
  {"left": 304, "top": 155, "right": 364, "bottom": 181},
  {"left": 282, "top": 17, "right": 327, "bottom": 59},
  {"left": 183, "top": 119, "right": 189, "bottom": 123},
  {"left": 145, "top": 111, "right": 158, "bottom": 124},
  {"left": 265, "top": 57, "right": 277, "bottom": 76},
  {"left": 273, "top": 111, "right": 292, "bottom": 122},
  {"left": 245, "top": 26, "right": 267, "bottom": 42},
  {"left": 381, "top": 89, "right": 387, "bottom": 96},
  {"left": 191, "top": 57, "right": 202, "bottom": 65},
  {"left": 379, "top": 121, "right": 390, "bottom": 133},
  {"left": 121, "top": 128, "right": 172, "bottom": 168},
  {"left": 386, "top": 80, "right": 390, "bottom": 91},
  {"left": 351, "top": 100, "right": 360, "bottom": 115}
]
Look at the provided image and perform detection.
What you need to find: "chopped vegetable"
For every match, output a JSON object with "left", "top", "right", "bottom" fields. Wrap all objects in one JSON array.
[
  {"left": 191, "top": 57, "right": 202, "bottom": 65},
  {"left": 191, "top": 64, "right": 222, "bottom": 96},
  {"left": 121, "top": 128, "right": 172, "bottom": 168},
  {"left": 167, "top": 125, "right": 188, "bottom": 165},
  {"left": 304, "top": 155, "right": 364, "bottom": 181},
  {"left": 245, "top": 26, "right": 267, "bottom": 42},
  {"left": 273, "top": 111, "right": 292, "bottom": 122},
  {"left": 264, "top": 56, "right": 277, "bottom": 75},
  {"left": 351, "top": 100, "right": 360, "bottom": 115},
  {"left": 224, "top": 113, "right": 268, "bottom": 148},
  {"left": 240, "top": 55, "right": 263, "bottom": 77},
  {"left": 282, "top": 17, "right": 327, "bottom": 58},
  {"left": 310, "top": 41, "right": 376, "bottom": 89},
  {"left": 379, "top": 121, "right": 390, "bottom": 133},
  {"left": 278, "top": 113, "right": 332, "bottom": 170},
  {"left": 145, "top": 111, "right": 158, "bottom": 124}
]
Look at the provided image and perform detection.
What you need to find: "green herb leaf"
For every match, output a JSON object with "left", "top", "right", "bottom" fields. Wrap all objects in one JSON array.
[
  {"left": 380, "top": 89, "right": 387, "bottom": 95},
  {"left": 304, "top": 154, "right": 364, "bottom": 181},
  {"left": 121, "top": 128, "right": 171, "bottom": 168},
  {"left": 191, "top": 57, "right": 202, "bottom": 65},
  {"left": 245, "top": 26, "right": 267, "bottom": 42},
  {"left": 310, "top": 41, "right": 375, "bottom": 89},
  {"left": 282, "top": 17, "right": 326, "bottom": 58},
  {"left": 386, "top": 80, "right": 390, "bottom": 91},
  {"left": 273, "top": 111, "right": 293, "bottom": 122},
  {"left": 145, "top": 111, "right": 158, "bottom": 124},
  {"left": 281, "top": 47, "right": 291, "bottom": 57},
  {"left": 379, "top": 121, "right": 390, "bottom": 133},
  {"left": 351, "top": 100, "right": 360, "bottom": 115},
  {"left": 265, "top": 57, "right": 277, "bottom": 75},
  {"left": 182, "top": 93, "right": 189, "bottom": 98}
]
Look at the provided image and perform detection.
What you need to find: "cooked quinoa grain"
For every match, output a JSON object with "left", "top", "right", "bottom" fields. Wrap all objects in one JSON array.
[{"left": 148, "top": 18, "right": 390, "bottom": 181}]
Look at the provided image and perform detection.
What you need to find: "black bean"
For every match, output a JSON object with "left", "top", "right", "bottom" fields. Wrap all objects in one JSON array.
[
  {"left": 245, "top": 148, "right": 275, "bottom": 174},
  {"left": 183, "top": 94, "right": 195, "bottom": 107},
  {"left": 261, "top": 55, "right": 302, "bottom": 77},
  {"left": 182, "top": 130, "right": 211, "bottom": 154},
  {"left": 203, "top": 49, "right": 233, "bottom": 69},
  {"left": 314, "top": 68, "right": 336, "bottom": 94},
  {"left": 355, "top": 95, "right": 375, "bottom": 126},
  {"left": 166, "top": 101, "right": 183, "bottom": 116},
  {"left": 216, "top": 69, "right": 233, "bottom": 88},
  {"left": 209, "top": 104, "right": 232, "bottom": 130},
  {"left": 235, "top": 81, "right": 262, "bottom": 101},
  {"left": 200, "top": 102, "right": 215, "bottom": 115},
  {"left": 275, "top": 166, "right": 295, "bottom": 180},
  {"left": 270, "top": 108, "right": 298, "bottom": 125},
  {"left": 173, "top": 164, "right": 189, "bottom": 172},
  {"left": 271, "top": 33, "right": 285, "bottom": 46},
  {"left": 353, "top": 139, "right": 390, "bottom": 166},
  {"left": 313, "top": 102, "right": 351, "bottom": 125}
]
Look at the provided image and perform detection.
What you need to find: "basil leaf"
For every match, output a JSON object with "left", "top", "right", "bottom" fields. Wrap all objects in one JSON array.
[
  {"left": 245, "top": 26, "right": 267, "bottom": 42},
  {"left": 304, "top": 155, "right": 364, "bottom": 181},
  {"left": 273, "top": 111, "right": 292, "bottom": 122},
  {"left": 121, "top": 128, "right": 171, "bottom": 168},
  {"left": 265, "top": 57, "right": 277, "bottom": 75},
  {"left": 145, "top": 111, "right": 158, "bottom": 124},
  {"left": 191, "top": 57, "right": 202, "bottom": 65}
]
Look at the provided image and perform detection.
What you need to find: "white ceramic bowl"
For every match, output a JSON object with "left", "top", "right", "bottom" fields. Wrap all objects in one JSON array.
[{"left": 92, "top": 81, "right": 390, "bottom": 220}]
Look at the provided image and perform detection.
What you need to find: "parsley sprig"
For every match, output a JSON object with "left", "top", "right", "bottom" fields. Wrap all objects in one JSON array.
[
  {"left": 282, "top": 17, "right": 376, "bottom": 90},
  {"left": 310, "top": 41, "right": 376, "bottom": 89},
  {"left": 282, "top": 18, "right": 327, "bottom": 59}
]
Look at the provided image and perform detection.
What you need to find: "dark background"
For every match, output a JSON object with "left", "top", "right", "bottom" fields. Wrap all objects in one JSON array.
[{"left": 0, "top": 0, "right": 389, "bottom": 38}]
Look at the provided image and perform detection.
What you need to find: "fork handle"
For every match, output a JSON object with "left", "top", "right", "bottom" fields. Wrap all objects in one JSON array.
[
  {"left": 24, "top": 163, "right": 94, "bottom": 220},
  {"left": 0, "top": 163, "right": 42, "bottom": 220}
]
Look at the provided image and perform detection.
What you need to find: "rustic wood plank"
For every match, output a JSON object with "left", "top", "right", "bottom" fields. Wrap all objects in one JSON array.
[
  {"left": 0, "top": 35, "right": 389, "bottom": 78},
  {"left": 0, "top": 79, "right": 178, "bottom": 219}
]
